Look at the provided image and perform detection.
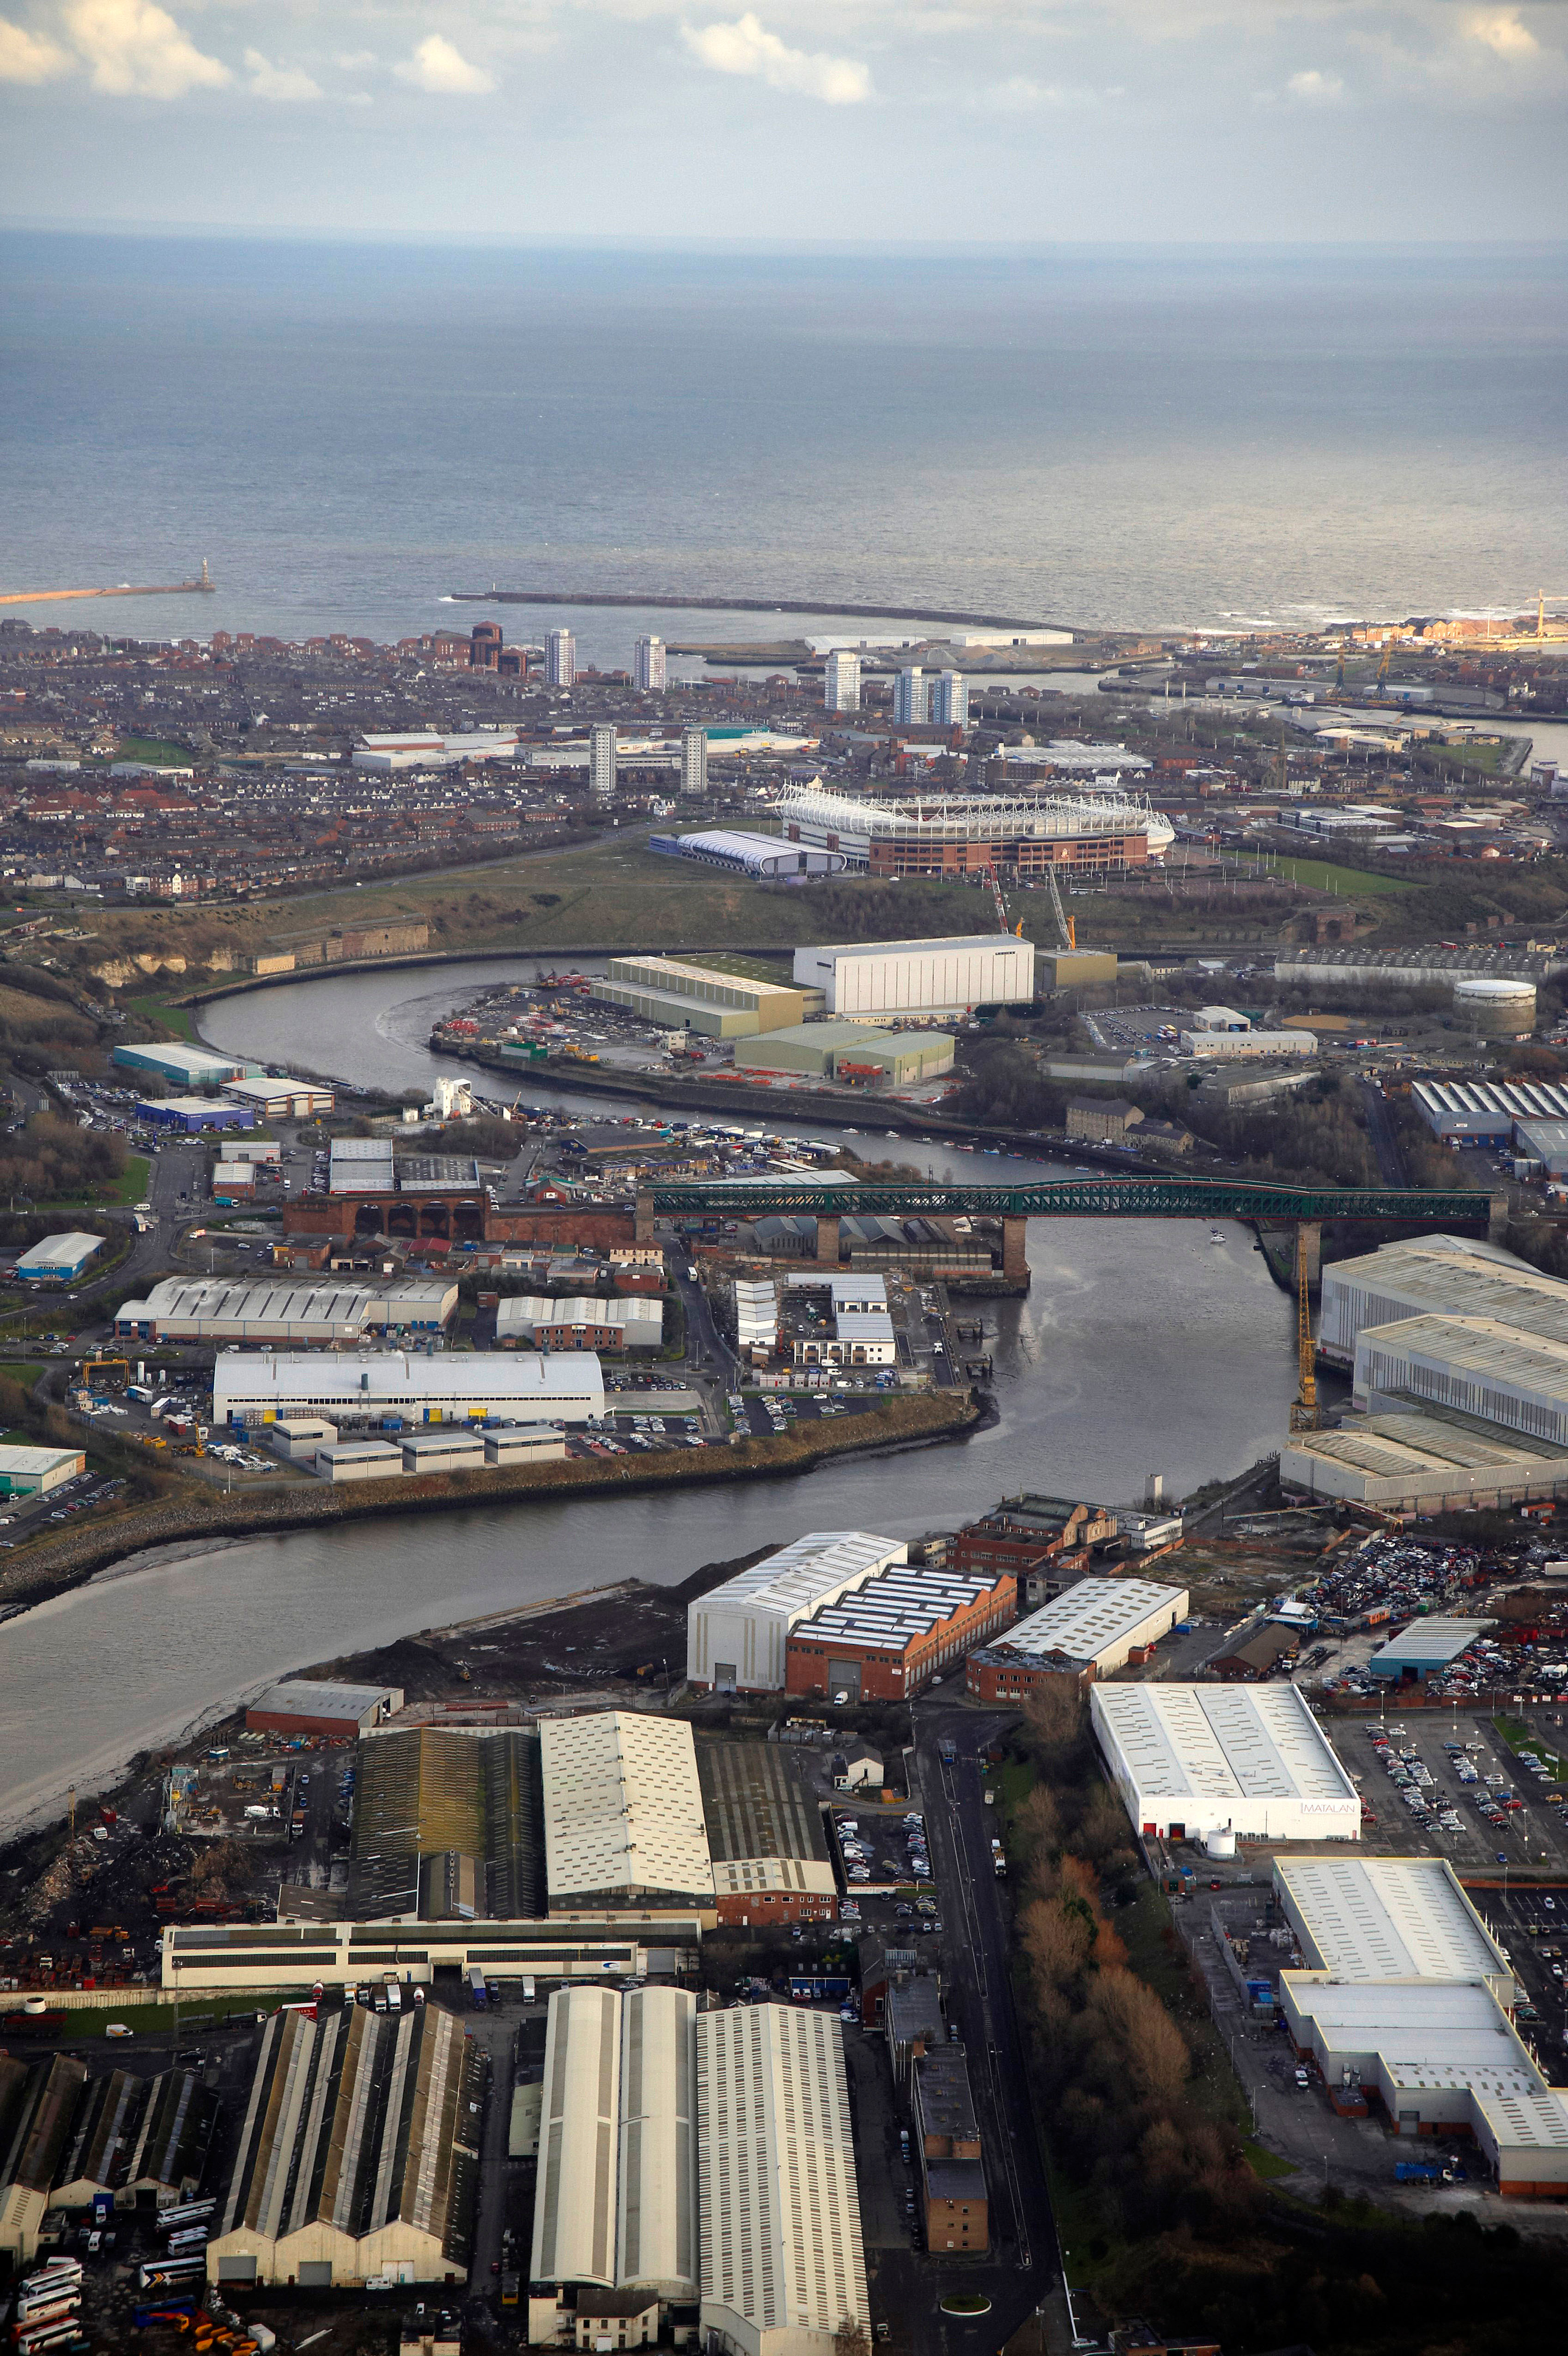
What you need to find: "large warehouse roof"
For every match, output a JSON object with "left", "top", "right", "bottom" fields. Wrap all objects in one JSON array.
[
  {"left": 1274, "top": 1856, "right": 1512, "bottom": 1994},
  {"left": 699, "top": 1531, "right": 904, "bottom": 1623},
  {"left": 1320, "top": 1236, "right": 1568, "bottom": 1360},
  {"left": 792, "top": 1565, "right": 1006, "bottom": 1658},
  {"left": 540, "top": 1712, "right": 714, "bottom": 1909},
  {"left": 1357, "top": 1313, "right": 1568, "bottom": 1443},
  {"left": 990, "top": 1577, "right": 1188, "bottom": 1668},
  {"left": 1368, "top": 1615, "right": 1491, "bottom": 1678},
  {"left": 1091, "top": 1682, "right": 1360, "bottom": 1840},
  {"left": 530, "top": 1985, "right": 698, "bottom": 2298},
  {"left": 116, "top": 1274, "right": 455, "bottom": 1342},
  {"left": 697, "top": 2004, "right": 868, "bottom": 2356},
  {"left": 212, "top": 1350, "right": 604, "bottom": 1423},
  {"left": 207, "top": 2002, "right": 477, "bottom": 2287},
  {"left": 1280, "top": 1409, "right": 1568, "bottom": 1509}
]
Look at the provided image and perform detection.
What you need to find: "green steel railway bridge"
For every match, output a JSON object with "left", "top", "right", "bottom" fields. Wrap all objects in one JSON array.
[{"left": 634, "top": 1178, "right": 1505, "bottom": 1279}]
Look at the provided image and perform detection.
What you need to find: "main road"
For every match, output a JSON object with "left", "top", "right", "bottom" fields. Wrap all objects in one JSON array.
[{"left": 908, "top": 1702, "right": 1057, "bottom": 2355}]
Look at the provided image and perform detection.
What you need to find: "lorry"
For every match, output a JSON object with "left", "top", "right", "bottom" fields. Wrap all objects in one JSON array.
[
  {"left": 468, "top": 1965, "right": 488, "bottom": 2009},
  {"left": 1394, "top": 2159, "right": 1442, "bottom": 2184}
]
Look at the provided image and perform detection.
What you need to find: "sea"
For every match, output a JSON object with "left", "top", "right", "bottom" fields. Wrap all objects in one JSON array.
[{"left": 4, "top": 233, "right": 1568, "bottom": 660}]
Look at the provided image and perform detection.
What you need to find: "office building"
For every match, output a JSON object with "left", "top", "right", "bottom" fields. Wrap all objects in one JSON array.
[
  {"left": 930, "top": 669, "right": 968, "bottom": 728},
  {"left": 1273, "top": 1855, "right": 1568, "bottom": 2197},
  {"left": 687, "top": 1530, "right": 907, "bottom": 1692},
  {"left": 965, "top": 1576, "right": 1188, "bottom": 1700},
  {"left": 211, "top": 1349, "right": 605, "bottom": 1429},
  {"left": 696, "top": 2005, "right": 868, "bottom": 2356},
  {"left": 681, "top": 725, "right": 709, "bottom": 799},
  {"left": 1090, "top": 1682, "right": 1361, "bottom": 1842},
  {"left": 823, "top": 650, "right": 861, "bottom": 712},
  {"left": 892, "top": 666, "right": 930, "bottom": 725},
  {"left": 527, "top": 1985, "right": 698, "bottom": 2344},
  {"left": 540, "top": 1712, "right": 714, "bottom": 1914},
  {"left": 590, "top": 722, "right": 617, "bottom": 802},
  {"left": 913, "top": 2047, "right": 987, "bottom": 2252},
  {"left": 206, "top": 2003, "right": 479, "bottom": 2288},
  {"left": 634, "top": 635, "right": 667, "bottom": 692},
  {"left": 793, "top": 934, "right": 1033, "bottom": 1019},
  {"left": 546, "top": 628, "right": 576, "bottom": 688}
]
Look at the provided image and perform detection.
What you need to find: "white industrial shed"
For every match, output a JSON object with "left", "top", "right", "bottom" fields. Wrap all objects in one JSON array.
[
  {"left": 1318, "top": 1235, "right": 1568, "bottom": 1367},
  {"left": 688, "top": 1531, "right": 906, "bottom": 1692},
  {"left": 495, "top": 1293, "right": 663, "bottom": 1349},
  {"left": 212, "top": 1349, "right": 604, "bottom": 1428},
  {"left": 1091, "top": 1682, "right": 1361, "bottom": 1843},
  {"left": 528, "top": 1984, "right": 699, "bottom": 2338},
  {"left": 793, "top": 934, "right": 1032, "bottom": 1019},
  {"left": 697, "top": 2004, "right": 869, "bottom": 2356},
  {"left": 540, "top": 1712, "right": 715, "bottom": 1913},
  {"left": 1354, "top": 1312, "right": 1568, "bottom": 1448},
  {"left": 1273, "top": 1857, "right": 1568, "bottom": 2197},
  {"left": 1280, "top": 1409, "right": 1568, "bottom": 1512},
  {"left": 985, "top": 1577, "right": 1189, "bottom": 1678},
  {"left": 115, "top": 1274, "right": 456, "bottom": 1345}
]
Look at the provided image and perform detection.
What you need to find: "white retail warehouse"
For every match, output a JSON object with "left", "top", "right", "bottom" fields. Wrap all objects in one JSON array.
[
  {"left": 212, "top": 1349, "right": 605, "bottom": 1427},
  {"left": 792, "top": 934, "right": 1033, "bottom": 1018},
  {"left": 1091, "top": 1682, "right": 1361, "bottom": 1842},
  {"left": 969, "top": 1577, "right": 1189, "bottom": 1685},
  {"left": 687, "top": 1531, "right": 907, "bottom": 1691},
  {"left": 1274, "top": 1857, "right": 1568, "bottom": 2196}
]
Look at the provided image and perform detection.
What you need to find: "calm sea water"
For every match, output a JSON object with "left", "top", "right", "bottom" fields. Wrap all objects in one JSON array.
[{"left": 4, "top": 235, "right": 1567, "bottom": 654}]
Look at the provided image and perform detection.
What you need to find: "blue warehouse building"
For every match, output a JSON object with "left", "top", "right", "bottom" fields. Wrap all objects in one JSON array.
[{"left": 136, "top": 1096, "right": 256, "bottom": 1134}]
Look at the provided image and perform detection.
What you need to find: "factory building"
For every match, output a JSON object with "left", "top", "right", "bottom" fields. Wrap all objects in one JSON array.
[
  {"left": 965, "top": 1577, "right": 1187, "bottom": 1700},
  {"left": 786, "top": 1561, "right": 1017, "bottom": 1702},
  {"left": 1354, "top": 1313, "right": 1568, "bottom": 1447},
  {"left": 346, "top": 1724, "right": 541, "bottom": 1921},
  {"left": 206, "top": 2002, "right": 479, "bottom": 2288},
  {"left": 115, "top": 1274, "right": 457, "bottom": 1345},
  {"left": 1280, "top": 1409, "right": 1568, "bottom": 1512},
  {"left": 774, "top": 780, "right": 1171, "bottom": 880},
  {"left": 161, "top": 1918, "right": 701, "bottom": 1996},
  {"left": 697, "top": 1741, "right": 839, "bottom": 1927},
  {"left": 112, "top": 1041, "right": 257, "bottom": 1091},
  {"left": 599, "top": 955, "right": 807, "bottom": 1039},
  {"left": 696, "top": 2004, "right": 868, "bottom": 2356},
  {"left": 1273, "top": 1857, "right": 1568, "bottom": 2197},
  {"left": 733, "top": 1022, "right": 956, "bottom": 1086},
  {"left": 527, "top": 1985, "right": 699, "bottom": 2344},
  {"left": 1091, "top": 1682, "right": 1361, "bottom": 1844},
  {"left": 221, "top": 1074, "right": 336, "bottom": 1119},
  {"left": 793, "top": 935, "right": 1033, "bottom": 1019},
  {"left": 541, "top": 1712, "right": 714, "bottom": 1915},
  {"left": 649, "top": 829, "right": 846, "bottom": 878},
  {"left": 0, "top": 2053, "right": 89, "bottom": 2263},
  {"left": 1319, "top": 1236, "right": 1568, "bottom": 1366},
  {"left": 495, "top": 1293, "right": 663, "bottom": 1351},
  {"left": 136, "top": 1096, "right": 256, "bottom": 1134},
  {"left": 14, "top": 1231, "right": 101, "bottom": 1283},
  {"left": 245, "top": 1678, "right": 404, "bottom": 1739},
  {"left": 212, "top": 1349, "right": 605, "bottom": 1429},
  {"left": 953, "top": 1495, "right": 1119, "bottom": 1608},
  {"left": 1367, "top": 1616, "right": 1490, "bottom": 1687},
  {"left": 1410, "top": 1078, "right": 1568, "bottom": 1147},
  {"left": 688, "top": 1531, "right": 907, "bottom": 1692},
  {"left": 0, "top": 1444, "right": 84, "bottom": 1498}
]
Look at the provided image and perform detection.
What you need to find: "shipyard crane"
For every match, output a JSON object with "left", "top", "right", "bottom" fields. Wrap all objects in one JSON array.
[
  {"left": 1043, "top": 863, "right": 1076, "bottom": 953},
  {"left": 1289, "top": 1227, "right": 1319, "bottom": 1433},
  {"left": 980, "top": 865, "right": 1027, "bottom": 939}
]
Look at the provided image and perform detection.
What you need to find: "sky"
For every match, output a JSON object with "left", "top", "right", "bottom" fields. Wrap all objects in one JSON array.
[{"left": 0, "top": 0, "right": 1566, "bottom": 243}]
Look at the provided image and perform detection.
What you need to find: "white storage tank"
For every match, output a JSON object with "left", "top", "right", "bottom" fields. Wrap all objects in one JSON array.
[
  {"left": 1454, "top": 976, "right": 1536, "bottom": 1037},
  {"left": 1202, "top": 1827, "right": 1238, "bottom": 1859}
]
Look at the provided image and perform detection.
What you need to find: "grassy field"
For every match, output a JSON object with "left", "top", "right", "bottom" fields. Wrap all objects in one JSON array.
[
  {"left": 42, "top": 1152, "right": 149, "bottom": 1210},
  {"left": 1269, "top": 856, "right": 1418, "bottom": 897},
  {"left": 114, "top": 736, "right": 192, "bottom": 766},
  {"left": 126, "top": 992, "right": 197, "bottom": 1040}
]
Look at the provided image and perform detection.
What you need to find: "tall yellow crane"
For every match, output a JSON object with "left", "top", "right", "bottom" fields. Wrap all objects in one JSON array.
[{"left": 1290, "top": 1227, "right": 1319, "bottom": 1432}]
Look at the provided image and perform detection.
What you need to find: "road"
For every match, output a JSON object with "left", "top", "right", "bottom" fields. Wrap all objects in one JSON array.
[
  {"left": 901, "top": 1704, "right": 1057, "bottom": 2354},
  {"left": 1359, "top": 1080, "right": 1408, "bottom": 1188}
]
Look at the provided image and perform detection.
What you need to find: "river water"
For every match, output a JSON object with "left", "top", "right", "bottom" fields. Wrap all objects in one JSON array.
[{"left": 0, "top": 964, "right": 1295, "bottom": 1831}]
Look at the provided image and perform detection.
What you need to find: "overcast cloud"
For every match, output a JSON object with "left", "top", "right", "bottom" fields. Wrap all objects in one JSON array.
[{"left": 0, "top": 0, "right": 1563, "bottom": 239}]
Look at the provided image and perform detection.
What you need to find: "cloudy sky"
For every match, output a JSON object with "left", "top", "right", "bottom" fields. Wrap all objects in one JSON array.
[{"left": 1, "top": 0, "right": 1564, "bottom": 242}]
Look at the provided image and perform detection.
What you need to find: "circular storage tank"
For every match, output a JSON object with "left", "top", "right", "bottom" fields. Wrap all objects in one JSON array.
[
  {"left": 1455, "top": 975, "right": 1536, "bottom": 1037},
  {"left": 1202, "top": 1828, "right": 1238, "bottom": 1859}
]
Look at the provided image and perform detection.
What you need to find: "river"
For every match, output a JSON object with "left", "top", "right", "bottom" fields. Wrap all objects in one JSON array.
[{"left": 0, "top": 963, "right": 1295, "bottom": 1833}]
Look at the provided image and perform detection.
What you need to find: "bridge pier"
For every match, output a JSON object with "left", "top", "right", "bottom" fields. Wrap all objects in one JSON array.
[
  {"left": 1489, "top": 1190, "right": 1509, "bottom": 1245},
  {"left": 1296, "top": 1221, "right": 1321, "bottom": 1289},
  {"left": 1001, "top": 1216, "right": 1028, "bottom": 1281},
  {"left": 815, "top": 1214, "right": 840, "bottom": 1267},
  {"left": 634, "top": 1189, "right": 655, "bottom": 1245}
]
